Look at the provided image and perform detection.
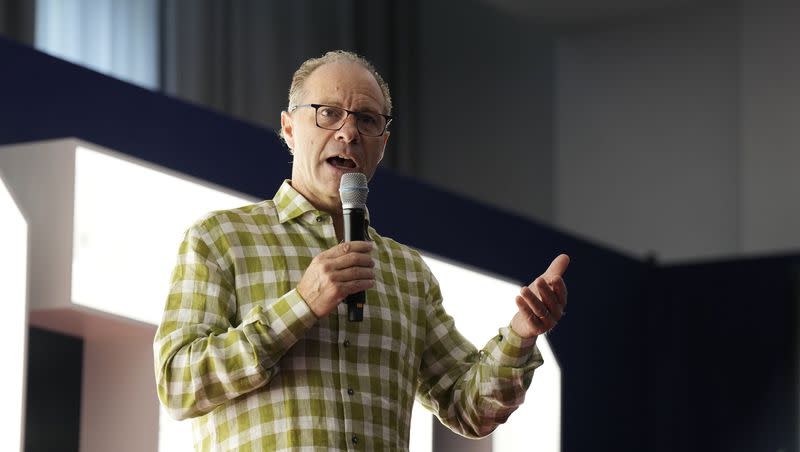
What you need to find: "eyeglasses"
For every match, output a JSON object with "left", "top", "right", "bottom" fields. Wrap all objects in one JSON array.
[{"left": 291, "top": 104, "right": 393, "bottom": 137}]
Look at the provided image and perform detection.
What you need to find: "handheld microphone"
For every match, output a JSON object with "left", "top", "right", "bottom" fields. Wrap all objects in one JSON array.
[{"left": 339, "top": 173, "right": 369, "bottom": 322}]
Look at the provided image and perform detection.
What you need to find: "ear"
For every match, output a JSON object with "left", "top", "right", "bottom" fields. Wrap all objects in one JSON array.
[
  {"left": 377, "top": 131, "right": 390, "bottom": 164},
  {"left": 280, "top": 111, "right": 295, "bottom": 151}
]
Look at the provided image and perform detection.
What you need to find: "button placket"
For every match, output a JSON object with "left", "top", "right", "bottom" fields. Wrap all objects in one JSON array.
[
  {"left": 311, "top": 212, "right": 338, "bottom": 247},
  {"left": 337, "top": 304, "right": 357, "bottom": 449},
  {"left": 340, "top": 300, "right": 367, "bottom": 450}
]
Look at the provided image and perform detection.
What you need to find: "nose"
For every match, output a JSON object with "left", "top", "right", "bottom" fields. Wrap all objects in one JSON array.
[{"left": 335, "top": 113, "right": 360, "bottom": 143}]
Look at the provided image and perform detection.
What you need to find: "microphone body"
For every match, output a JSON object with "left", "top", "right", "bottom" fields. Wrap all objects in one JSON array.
[
  {"left": 339, "top": 173, "right": 369, "bottom": 322},
  {"left": 343, "top": 206, "right": 366, "bottom": 322}
]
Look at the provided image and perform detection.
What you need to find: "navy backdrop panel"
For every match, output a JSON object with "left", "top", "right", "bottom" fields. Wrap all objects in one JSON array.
[
  {"left": 25, "top": 327, "right": 83, "bottom": 452},
  {"left": 0, "top": 37, "right": 289, "bottom": 199},
  {"left": 3, "top": 36, "right": 798, "bottom": 452},
  {"left": 654, "top": 256, "right": 799, "bottom": 452}
]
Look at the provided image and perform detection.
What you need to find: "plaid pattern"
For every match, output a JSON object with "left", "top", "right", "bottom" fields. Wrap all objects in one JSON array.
[{"left": 154, "top": 180, "right": 543, "bottom": 451}]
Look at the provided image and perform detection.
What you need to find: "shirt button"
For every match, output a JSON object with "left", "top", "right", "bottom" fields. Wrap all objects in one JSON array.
[
  {"left": 343, "top": 339, "right": 350, "bottom": 347},
  {"left": 351, "top": 435, "right": 358, "bottom": 444},
  {"left": 347, "top": 387, "right": 354, "bottom": 395}
]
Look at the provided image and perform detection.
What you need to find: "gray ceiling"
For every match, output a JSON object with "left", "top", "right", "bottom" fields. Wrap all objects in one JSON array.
[{"left": 481, "top": 0, "right": 731, "bottom": 26}]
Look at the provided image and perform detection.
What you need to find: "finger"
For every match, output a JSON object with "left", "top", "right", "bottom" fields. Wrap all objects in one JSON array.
[
  {"left": 516, "top": 296, "right": 546, "bottom": 329},
  {"left": 544, "top": 274, "right": 568, "bottom": 307},
  {"left": 544, "top": 254, "right": 570, "bottom": 277},
  {"left": 325, "top": 241, "right": 374, "bottom": 258},
  {"left": 534, "top": 278, "right": 563, "bottom": 320},
  {"left": 332, "top": 266, "right": 375, "bottom": 282},
  {"left": 515, "top": 295, "right": 535, "bottom": 319},
  {"left": 339, "top": 279, "right": 375, "bottom": 297},
  {"left": 330, "top": 251, "right": 375, "bottom": 270},
  {"left": 519, "top": 286, "right": 550, "bottom": 320}
]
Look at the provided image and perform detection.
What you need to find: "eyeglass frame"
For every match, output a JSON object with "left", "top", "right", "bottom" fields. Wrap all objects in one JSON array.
[{"left": 290, "top": 103, "right": 393, "bottom": 137}]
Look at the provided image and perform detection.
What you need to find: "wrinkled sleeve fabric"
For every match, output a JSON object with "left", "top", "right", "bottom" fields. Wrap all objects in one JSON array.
[
  {"left": 153, "top": 215, "right": 317, "bottom": 420},
  {"left": 415, "top": 263, "right": 544, "bottom": 438}
]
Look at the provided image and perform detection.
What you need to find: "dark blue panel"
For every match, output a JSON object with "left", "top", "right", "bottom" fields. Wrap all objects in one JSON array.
[
  {"left": 0, "top": 36, "right": 290, "bottom": 199},
  {"left": 655, "top": 256, "right": 799, "bottom": 452}
]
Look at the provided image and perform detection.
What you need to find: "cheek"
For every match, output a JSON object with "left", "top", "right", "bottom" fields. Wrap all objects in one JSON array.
[{"left": 371, "top": 144, "right": 386, "bottom": 165}]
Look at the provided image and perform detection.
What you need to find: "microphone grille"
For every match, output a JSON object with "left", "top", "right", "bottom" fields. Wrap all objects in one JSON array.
[{"left": 339, "top": 173, "right": 369, "bottom": 209}]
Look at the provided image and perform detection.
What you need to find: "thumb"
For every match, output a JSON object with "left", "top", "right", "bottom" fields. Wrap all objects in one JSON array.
[{"left": 544, "top": 254, "right": 570, "bottom": 277}]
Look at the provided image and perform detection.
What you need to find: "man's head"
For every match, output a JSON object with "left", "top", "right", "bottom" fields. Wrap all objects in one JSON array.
[{"left": 280, "top": 51, "right": 392, "bottom": 214}]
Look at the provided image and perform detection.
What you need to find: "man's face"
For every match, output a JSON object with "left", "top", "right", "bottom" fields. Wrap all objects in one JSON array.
[{"left": 281, "top": 61, "right": 390, "bottom": 213}]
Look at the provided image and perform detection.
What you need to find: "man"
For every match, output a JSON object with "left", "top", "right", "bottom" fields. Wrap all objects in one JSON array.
[{"left": 154, "top": 50, "right": 569, "bottom": 451}]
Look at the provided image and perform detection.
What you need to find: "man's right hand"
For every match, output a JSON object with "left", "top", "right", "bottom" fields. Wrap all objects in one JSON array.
[{"left": 297, "top": 241, "right": 375, "bottom": 318}]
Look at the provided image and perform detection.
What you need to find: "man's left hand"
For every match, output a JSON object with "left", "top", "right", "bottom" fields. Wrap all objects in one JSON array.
[{"left": 510, "top": 254, "right": 570, "bottom": 338}]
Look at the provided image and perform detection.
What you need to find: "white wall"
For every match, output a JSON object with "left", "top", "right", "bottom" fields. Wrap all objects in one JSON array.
[
  {"left": 553, "top": 1, "right": 800, "bottom": 263},
  {"left": 739, "top": 0, "right": 800, "bottom": 256},
  {"left": 417, "top": 1, "right": 800, "bottom": 265},
  {"left": 80, "top": 323, "right": 159, "bottom": 452},
  {"left": 417, "top": 1, "right": 555, "bottom": 225},
  {"left": 554, "top": 5, "right": 742, "bottom": 262}
]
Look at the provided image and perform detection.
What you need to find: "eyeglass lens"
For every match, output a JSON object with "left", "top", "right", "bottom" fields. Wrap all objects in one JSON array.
[{"left": 316, "top": 105, "right": 386, "bottom": 136}]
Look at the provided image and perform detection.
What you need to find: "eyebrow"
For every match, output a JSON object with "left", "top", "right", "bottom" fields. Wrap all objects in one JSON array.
[{"left": 316, "top": 101, "right": 383, "bottom": 115}]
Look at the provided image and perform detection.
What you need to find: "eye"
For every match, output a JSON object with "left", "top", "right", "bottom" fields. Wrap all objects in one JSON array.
[
  {"left": 318, "top": 106, "right": 345, "bottom": 120},
  {"left": 357, "top": 112, "right": 380, "bottom": 126}
]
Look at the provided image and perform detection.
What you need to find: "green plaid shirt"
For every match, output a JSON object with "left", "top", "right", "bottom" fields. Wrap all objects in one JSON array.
[{"left": 154, "top": 180, "right": 543, "bottom": 451}]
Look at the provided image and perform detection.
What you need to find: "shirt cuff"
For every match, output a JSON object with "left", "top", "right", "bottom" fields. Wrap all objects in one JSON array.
[
  {"left": 272, "top": 288, "right": 318, "bottom": 334},
  {"left": 242, "top": 289, "right": 318, "bottom": 364},
  {"left": 486, "top": 325, "right": 543, "bottom": 369}
]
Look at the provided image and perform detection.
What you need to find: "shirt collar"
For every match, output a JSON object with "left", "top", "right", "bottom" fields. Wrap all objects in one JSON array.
[
  {"left": 274, "top": 180, "right": 321, "bottom": 223},
  {"left": 273, "top": 179, "right": 372, "bottom": 224}
]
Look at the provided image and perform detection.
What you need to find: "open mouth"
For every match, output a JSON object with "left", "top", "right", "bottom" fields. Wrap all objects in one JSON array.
[{"left": 327, "top": 156, "right": 357, "bottom": 169}]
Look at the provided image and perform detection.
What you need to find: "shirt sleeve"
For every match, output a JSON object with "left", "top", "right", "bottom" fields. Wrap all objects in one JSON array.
[
  {"left": 153, "top": 217, "right": 318, "bottom": 421},
  {"left": 415, "top": 266, "right": 544, "bottom": 438}
]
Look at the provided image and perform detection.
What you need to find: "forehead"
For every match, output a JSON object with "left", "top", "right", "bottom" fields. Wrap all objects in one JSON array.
[{"left": 303, "top": 61, "right": 385, "bottom": 110}]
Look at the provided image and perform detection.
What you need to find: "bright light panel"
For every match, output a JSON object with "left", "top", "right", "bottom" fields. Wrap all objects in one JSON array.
[
  {"left": 69, "top": 145, "right": 256, "bottom": 452},
  {"left": 71, "top": 145, "right": 255, "bottom": 325},
  {"left": 422, "top": 254, "right": 561, "bottom": 452},
  {"left": 158, "top": 405, "right": 194, "bottom": 452},
  {"left": 410, "top": 400, "right": 432, "bottom": 452},
  {"left": 0, "top": 173, "right": 28, "bottom": 452}
]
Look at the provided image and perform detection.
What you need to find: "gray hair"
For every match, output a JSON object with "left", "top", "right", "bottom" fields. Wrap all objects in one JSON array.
[{"left": 280, "top": 50, "right": 392, "bottom": 141}]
